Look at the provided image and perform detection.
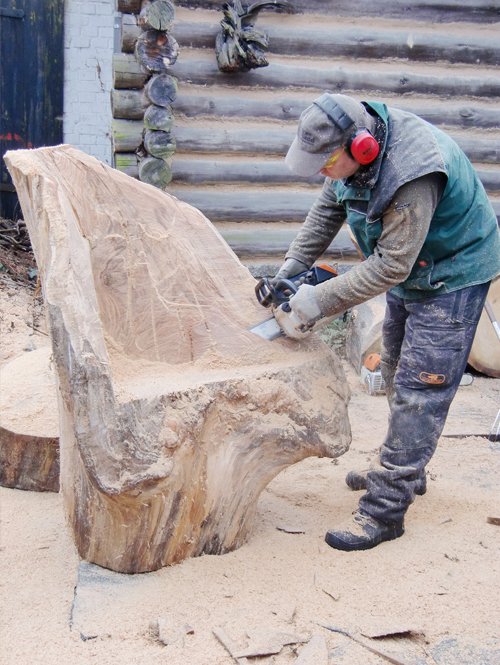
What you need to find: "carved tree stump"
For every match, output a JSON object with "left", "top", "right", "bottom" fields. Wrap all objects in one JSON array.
[{"left": 5, "top": 145, "right": 350, "bottom": 573}]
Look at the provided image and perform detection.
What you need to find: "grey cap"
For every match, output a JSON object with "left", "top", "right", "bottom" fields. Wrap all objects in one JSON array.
[{"left": 285, "top": 93, "right": 374, "bottom": 177}]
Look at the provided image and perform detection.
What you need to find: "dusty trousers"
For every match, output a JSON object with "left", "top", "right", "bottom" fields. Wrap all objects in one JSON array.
[{"left": 359, "top": 281, "right": 490, "bottom": 524}]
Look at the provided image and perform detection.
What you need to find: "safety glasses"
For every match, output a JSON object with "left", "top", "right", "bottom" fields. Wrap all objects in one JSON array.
[{"left": 322, "top": 146, "right": 346, "bottom": 169}]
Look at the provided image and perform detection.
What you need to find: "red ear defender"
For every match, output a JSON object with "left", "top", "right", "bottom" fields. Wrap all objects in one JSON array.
[{"left": 349, "top": 130, "right": 380, "bottom": 165}]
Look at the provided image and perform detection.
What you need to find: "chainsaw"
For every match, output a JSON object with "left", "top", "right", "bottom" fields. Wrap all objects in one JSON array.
[
  {"left": 360, "top": 353, "right": 386, "bottom": 395},
  {"left": 249, "top": 264, "right": 338, "bottom": 340}
]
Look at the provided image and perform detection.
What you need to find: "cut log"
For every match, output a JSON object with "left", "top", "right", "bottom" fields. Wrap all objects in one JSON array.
[
  {"left": 166, "top": 160, "right": 500, "bottom": 192},
  {"left": 144, "top": 129, "right": 176, "bottom": 158},
  {"left": 145, "top": 73, "right": 178, "bottom": 106},
  {"left": 112, "top": 88, "right": 150, "bottom": 120},
  {"left": 166, "top": 59, "right": 500, "bottom": 99},
  {"left": 169, "top": 159, "right": 323, "bottom": 185},
  {"left": 135, "top": 30, "right": 180, "bottom": 72},
  {"left": 114, "top": 153, "right": 139, "bottom": 178},
  {"left": 138, "top": 155, "right": 172, "bottom": 186},
  {"left": 168, "top": 191, "right": 500, "bottom": 225},
  {"left": 469, "top": 278, "right": 500, "bottom": 378},
  {"left": 112, "top": 90, "right": 500, "bottom": 130},
  {"left": 171, "top": 0, "right": 499, "bottom": 24},
  {"left": 138, "top": 0, "right": 175, "bottom": 31},
  {"left": 113, "top": 53, "right": 149, "bottom": 90},
  {"left": 0, "top": 347, "right": 60, "bottom": 492},
  {"left": 112, "top": 121, "right": 500, "bottom": 165},
  {"left": 117, "top": 0, "right": 142, "bottom": 11},
  {"left": 170, "top": 95, "right": 500, "bottom": 130},
  {"left": 123, "top": 20, "right": 500, "bottom": 66},
  {"left": 345, "top": 295, "right": 386, "bottom": 374},
  {"left": 144, "top": 104, "right": 175, "bottom": 131},
  {"left": 5, "top": 145, "right": 351, "bottom": 573},
  {"left": 113, "top": 118, "right": 144, "bottom": 152}
]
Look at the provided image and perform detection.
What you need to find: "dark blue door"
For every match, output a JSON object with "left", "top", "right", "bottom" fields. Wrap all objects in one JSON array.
[{"left": 0, "top": 0, "right": 64, "bottom": 218}]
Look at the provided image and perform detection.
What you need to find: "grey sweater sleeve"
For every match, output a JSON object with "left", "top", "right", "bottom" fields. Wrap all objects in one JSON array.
[
  {"left": 285, "top": 177, "right": 346, "bottom": 267},
  {"left": 314, "top": 173, "right": 446, "bottom": 318}
]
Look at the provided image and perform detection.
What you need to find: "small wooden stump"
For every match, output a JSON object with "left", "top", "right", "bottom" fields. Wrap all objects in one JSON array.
[
  {"left": 0, "top": 348, "right": 59, "bottom": 492},
  {"left": 5, "top": 145, "right": 350, "bottom": 573},
  {"left": 345, "top": 294, "right": 386, "bottom": 373},
  {"left": 469, "top": 277, "right": 500, "bottom": 377}
]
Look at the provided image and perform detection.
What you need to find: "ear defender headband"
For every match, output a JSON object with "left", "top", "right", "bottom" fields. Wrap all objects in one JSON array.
[{"left": 313, "top": 94, "right": 380, "bottom": 166}]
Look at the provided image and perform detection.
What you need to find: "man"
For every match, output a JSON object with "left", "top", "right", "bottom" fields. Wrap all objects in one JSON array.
[{"left": 276, "top": 93, "right": 500, "bottom": 551}]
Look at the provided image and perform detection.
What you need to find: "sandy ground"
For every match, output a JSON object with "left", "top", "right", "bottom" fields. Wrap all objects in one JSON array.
[{"left": 1, "top": 271, "right": 500, "bottom": 665}]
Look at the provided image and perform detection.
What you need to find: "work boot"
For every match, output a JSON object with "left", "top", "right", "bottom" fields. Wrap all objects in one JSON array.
[
  {"left": 345, "top": 470, "right": 427, "bottom": 495},
  {"left": 325, "top": 510, "right": 404, "bottom": 552}
]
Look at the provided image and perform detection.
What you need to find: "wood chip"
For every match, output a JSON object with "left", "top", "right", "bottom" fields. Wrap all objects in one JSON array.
[
  {"left": 487, "top": 516, "right": 500, "bottom": 526},
  {"left": 322, "top": 587, "right": 340, "bottom": 602},
  {"left": 359, "top": 625, "right": 420, "bottom": 639},
  {"left": 235, "top": 629, "right": 306, "bottom": 658},
  {"left": 321, "top": 625, "right": 415, "bottom": 665},
  {"left": 276, "top": 524, "right": 306, "bottom": 534},
  {"left": 157, "top": 618, "right": 184, "bottom": 647},
  {"left": 295, "top": 634, "right": 328, "bottom": 664},
  {"left": 213, "top": 626, "right": 250, "bottom": 664}
]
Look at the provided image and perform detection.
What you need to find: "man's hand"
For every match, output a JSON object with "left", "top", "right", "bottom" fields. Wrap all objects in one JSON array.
[
  {"left": 270, "top": 258, "right": 308, "bottom": 285},
  {"left": 289, "top": 284, "right": 323, "bottom": 329}
]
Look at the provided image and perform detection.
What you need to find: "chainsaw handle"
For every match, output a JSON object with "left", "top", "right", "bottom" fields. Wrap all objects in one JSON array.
[{"left": 255, "top": 277, "right": 299, "bottom": 308}]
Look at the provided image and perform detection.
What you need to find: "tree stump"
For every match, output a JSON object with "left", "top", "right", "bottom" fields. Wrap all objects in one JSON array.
[
  {"left": 468, "top": 277, "right": 500, "bottom": 377},
  {"left": 5, "top": 145, "right": 350, "bottom": 573},
  {"left": 0, "top": 348, "right": 59, "bottom": 492},
  {"left": 345, "top": 295, "right": 386, "bottom": 374}
]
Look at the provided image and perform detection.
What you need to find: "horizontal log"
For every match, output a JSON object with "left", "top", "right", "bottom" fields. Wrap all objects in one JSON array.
[
  {"left": 113, "top": 118, "right": 144, "bottom": 152},
  {"left": 117, "top": 0, "right": 141, "bottom": 11},
  {"left": 115, "top": 154, "right": 500, "bottom": 194},
  {"left": 171, "top": 95, "right": 500, "bottom": 130},
  {"left": 123, "top": 20, "right": 500, "bottom": 67},
  {"left": 167, "top": 59, "right": 500, "bottom": 99},
  {"left": 113, "top": 120, "right": 500, "bottom": 165},
  {"left": 169, "top": 160, "right": 321, "bottom": 185},
  {"left": 476, "top": 170, "right": 500, "bottom": 193},
  {"left": 219, "top": 227, "right": 358, "bottom": 259},
  {"left": 168, "top": 191, "right": 500, "bottom": 225},
  {"left": 115, "top": 153, "right": 139, "bottom": 177},
  {"left": 112, "top": 88, "right": 150, "bottom": 120},
  {"left": 171, "top": 0, "right": 500, "bottom": 24},
  {"left": 113, "top": 53, "right": 149, "bottom": 89},
  {"left": 169, "top": 190, "right": 317, "bottom": 222},
  {"left": 169, "top": 160, "right": 500, "bottom": 193}
]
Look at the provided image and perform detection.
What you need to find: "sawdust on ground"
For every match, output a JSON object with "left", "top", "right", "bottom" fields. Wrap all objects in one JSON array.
[{"left": 1, "top": 261, "right": 499, "bottom": 665}]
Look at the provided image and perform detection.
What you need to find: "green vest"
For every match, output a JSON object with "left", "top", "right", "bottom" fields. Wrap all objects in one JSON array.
[{"left": 335, "top": 103, "right": 500, "bottom": 299}]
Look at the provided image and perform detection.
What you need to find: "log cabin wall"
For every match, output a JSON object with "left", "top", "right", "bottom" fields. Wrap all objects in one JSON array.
[{"left": 113, "top": 0, "right": 500, "bottom": 277}]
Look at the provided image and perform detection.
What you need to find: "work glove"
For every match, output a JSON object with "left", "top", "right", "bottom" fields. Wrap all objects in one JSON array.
[
  {"left": 289, "top": 284, "right": 323, "bottom": 329},
  {"left": 270, "top": 258, "right": 308, "bottom": 285}
]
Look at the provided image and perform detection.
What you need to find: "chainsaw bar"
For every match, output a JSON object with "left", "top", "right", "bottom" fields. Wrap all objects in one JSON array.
[{"left": 248, "top": 316, "right": 283, "bottom": 340}]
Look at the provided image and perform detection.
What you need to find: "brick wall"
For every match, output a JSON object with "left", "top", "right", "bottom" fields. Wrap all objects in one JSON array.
[{"left": 63, "top": 0, "right": 118, "bottom": 165}]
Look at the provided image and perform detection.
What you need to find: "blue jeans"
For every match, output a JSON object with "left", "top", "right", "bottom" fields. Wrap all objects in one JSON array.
[{"left": 358, "top": 281, "right": 490, "bottom": 524}]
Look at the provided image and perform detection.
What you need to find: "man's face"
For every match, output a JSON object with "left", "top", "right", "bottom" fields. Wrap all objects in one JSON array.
[{"left": 319, "top": 146, "right": 361, "bottom": 180}]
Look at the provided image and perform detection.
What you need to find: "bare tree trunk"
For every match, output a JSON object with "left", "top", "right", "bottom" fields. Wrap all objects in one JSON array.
[{"left": 5, "top": 145, "right": 351, "bottom": 573}]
